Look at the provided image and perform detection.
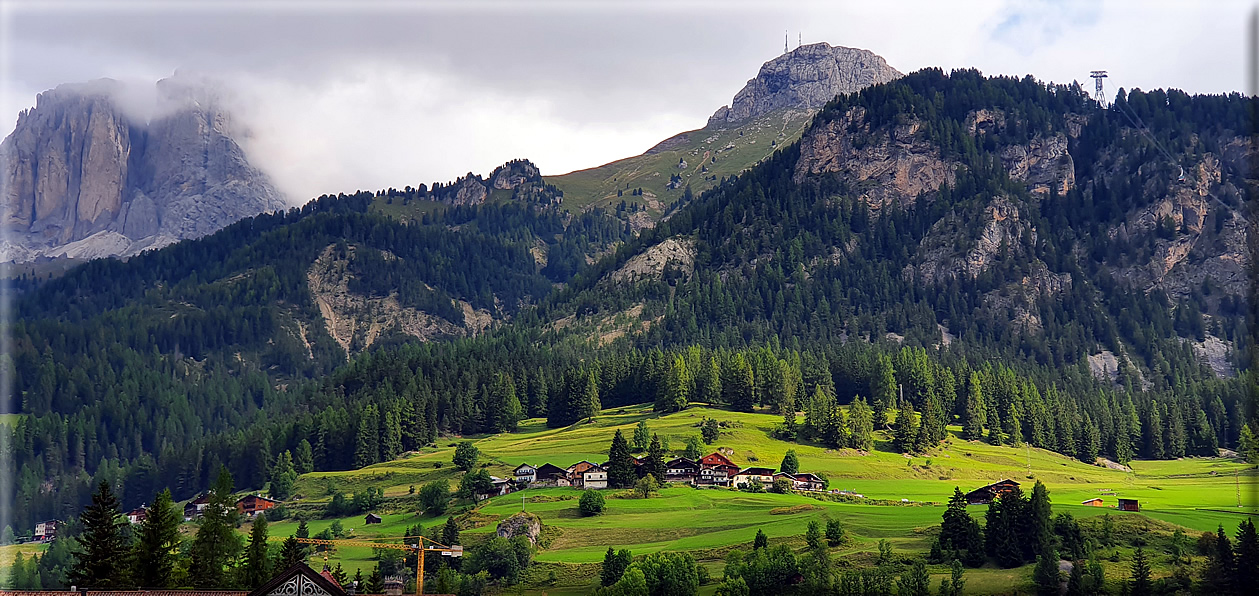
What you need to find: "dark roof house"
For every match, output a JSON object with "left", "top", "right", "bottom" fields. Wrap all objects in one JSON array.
[{"left": 964, "top": 479, "right": 1020, "bottom": 505}]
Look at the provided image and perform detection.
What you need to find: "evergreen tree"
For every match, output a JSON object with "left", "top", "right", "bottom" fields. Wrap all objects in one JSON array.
[
  {"left": 1032, "top": 546, "right": 1060, "bottom": 596},
  {"left": 684, "top": 435, "right": 703, "bottom": 460},
  {"left": 607, "top": 430, "right": 637, "bottom": 489},
  {"left": 1079, "top": 414, "right": 1100, "bottom": 464},
  {"left": 633, "top": 420, "right": 650, "bottom": 451},
  {"left": 916, "top": 394, "right": 946, "bottom": 451},
  {"left": 1236, "top": 519, "right": 1258, "bottom": 590},
  {"left": 365, "top": 564, "right": 383, "bottom": 594},
  {"left": 753, "top": 529, "right": 767, "bottom": 550},
  {"left": 780, "top": 450, "right": 799, "bottom": 475},
  {"left": 70, "top": 480, "right": 130, "bottom": 589},
  {"left": 278, "top": 536, "right": 304, "bottom": 570},
  {"left": 243, "top": 515, "right": 271, "bottom": 589},
  {"left": 600, "top": 547, "right": 632, "bottom": 587},
  {"left": 803, "top": 521, "right": 831, "bottom": 594},
  {"left": 940, "top": 559, "right": 966, "bottom": 596},
  {"left": 441, "top": 516, "right": 460, "bottom": 546},
  {"left": 701, "top": 356, "right": 722, "bottom": 404},
  {"left": 872, "top": 355, "right": 897, "bottom": 428},
  {"left": 489, "top": 373, "right": 523, "bottom": 432},
  {"left": 961, "top": 372, "right": 985, "bottom": 440},
  {"left": 1205, "top": 524, "right": 1236, "bottom": 591},
  {"left": 646, "top": 434, "right": 667, "bottom": 481},
  {"left": 452, "top": 441, "right": 479, "bottom": 471},
  {"left": 190, "top": 468, "right": 242, "bottom": 589},
  {"left": 657, "top": 356, "right": 691, "bottom": 412},
  {"left": 294, "top": 440, "right": 314, "bottom": 474},
  {"left": 355, "top": 404, "right": 381, "bottom": 468},
  {"left": 1065, "top": 560, "right": 1085, "bottom": 596},
  {"left": 896, "top": 560, "right": 931, "bottom": 596},
  {"left": 727, "top": 354, "right": 756, "bottom": 412},
  {"left": 270, "top": 451, "right": 297, "bottom": 500},
  {"left": 893, "top": 398, "right": 919, "bottom": 453},
  {"left": 848, "top": 396, "right": 874, "bottom": 451},
  {"left": 701, "top": 417, "right": 720, "bottom": 444},
  {"left": 1028, "top": 480, "right": 1053, "bottom": 553},
  {"left": 1129, "top": 547, "right": 1151, "bottom": 596},
  {"left": 133, "top": 489, "right": 181, "bottom": 588}
]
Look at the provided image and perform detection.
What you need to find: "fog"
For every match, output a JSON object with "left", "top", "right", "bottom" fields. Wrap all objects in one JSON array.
[{"left": 0, "top": 1, "right": 1250, "bottom": 204}]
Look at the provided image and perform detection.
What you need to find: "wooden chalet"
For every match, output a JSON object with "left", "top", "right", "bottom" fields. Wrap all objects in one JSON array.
[
  {"left": 364, "top": 513, "right": 382, "bottom": 524},
  {"left": 534, "top": 463, "right": 567, "bottom": 484},
  {"left": 1081, "top": 498, "right": 1104, "bottom": 507},
  {"left": 1117, "top": 498, "right": 1139, "bottom": 512},
  {"left": 566, "top": 460, "right": 598, "bottom": 484},
  {"left": 236, "top": 494, "right": 279, "bottom": 517},
  {"left": 33, "top": 520, "right": 60, "bottom": 542},
  {"left": 665, "top": 457, "right": 700, "bottom": 482},
  {"left": 513, "top": 463, "right": 537, "bottom": 483},
  {"left": 249, "top": 562, "right": 347, "bottom": 596},
  {"left": 697, "top": 467, "right": 731, "bottom": 486},
  {"left": 791, "top": 473, "right": 826, "bottom": 491},
  {"left": 183, "top": 493, "right": 211, "bottom": 520},
  {"left": 964, "top": 479, "right": 1020, "bottom": 505},
  {"left": 732, "top": 467, "right": 776, "bottom": 487}
]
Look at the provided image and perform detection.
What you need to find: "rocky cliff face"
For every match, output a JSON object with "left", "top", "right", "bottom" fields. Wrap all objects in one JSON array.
[
  {"left": 1, "top": 75, "right": 285, "bottom": 262},
  {"left": 709, "top": 43, "right": 901, "bottom": 126}
]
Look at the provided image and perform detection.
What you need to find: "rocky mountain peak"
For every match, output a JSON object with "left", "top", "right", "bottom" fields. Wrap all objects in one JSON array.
[
  {"left": 1, "top": 75, "right": 285, "bottom": 263},
  {"left": 709, "top": 42, "right": 902, "bottom": 126}
]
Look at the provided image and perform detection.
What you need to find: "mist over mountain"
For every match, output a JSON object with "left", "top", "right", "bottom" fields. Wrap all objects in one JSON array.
[{"left": 1, "top": 73, "right": 285, "bottom": 263}]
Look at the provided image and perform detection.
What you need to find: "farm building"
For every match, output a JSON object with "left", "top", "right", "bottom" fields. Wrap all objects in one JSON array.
[
  {"left": 1081, "top": 498, "right": 1105, "bottom": 507},
  {"left": 534, "top": 463, "right": 567, "bottom": 483},
  {"left": 791, "top": 473, "right": 827, "bottom": 491},
  {"left": 732, "top": 467, "right": 776, "bottom": 487},
  {"left": 665, "top": 457, "right": 700, "bottom": 482},
  {"left": 964, "top": 479, "right": 1021, "bottom": 505},
  {"left": 33, "top": 520, "right": 61, "bottom": 542},
  {"left": 183, "top": 493, "right": 211, "bottom": 520},
  {"left": 1118, "top": 498, "right": 1139, "bottom": 512},
  {"left": 566, "top": 460, "right": 599, "bottom": 484},
  {"left": 365, "top": 513, "right": 382, "bottom": 524},
  {"left": 513, "top": 463, "right": 537, "bottom": 483},
  {"left": 236, "top": 494, "right": 279, "bottom": 517}
]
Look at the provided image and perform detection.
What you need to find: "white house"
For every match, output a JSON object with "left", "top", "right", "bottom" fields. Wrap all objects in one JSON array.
[
  {"left": 732, "top": 467, "right": 775, "bottom": 487},
  {"left": 513, "top": 463, "right": 536, "bottom": 484},
  {"left": 582, "top": 466, "right": 608, "bottom": 489}
]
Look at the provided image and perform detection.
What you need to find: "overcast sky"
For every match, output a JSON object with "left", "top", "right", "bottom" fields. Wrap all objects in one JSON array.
[{"left": 0, "top": 0, "right": 1252, "bottom": 203}]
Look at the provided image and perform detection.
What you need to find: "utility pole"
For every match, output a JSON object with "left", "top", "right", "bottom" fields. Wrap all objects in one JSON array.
[
  {"left": 1090, "top": 70, "right": 1108, "bottom": 108},
  {"left": 784, "top": 30, "right": 788, "bottom": 55}
]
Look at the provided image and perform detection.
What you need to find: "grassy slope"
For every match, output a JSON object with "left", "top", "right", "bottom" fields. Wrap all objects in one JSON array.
[
  {"left": 547, "top": 109, "right": 814, "bottom": 215},
  {"left": 261, "top": 404, "right": 1256, "bottom": 593}
]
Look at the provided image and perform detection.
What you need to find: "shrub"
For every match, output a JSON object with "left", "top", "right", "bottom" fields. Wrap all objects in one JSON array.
[
  {"left": 419, "top": 480, "right": 450, "bottom": 515},
  {"left": 453, "top": 441, "right": 479, "bottom": 471},
  {"left": 579, "top": 489, "right": 606, "bottom": 516},
  {"left": 770, "top": 478, "right": 793, "bottom": 494},
  {"left": 635, "top": 474, "right": 660, "bottom": 499}
]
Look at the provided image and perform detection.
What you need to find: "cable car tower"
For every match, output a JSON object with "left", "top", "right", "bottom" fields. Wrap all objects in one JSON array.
[{"left": 1090, "top": 70, "right": 1108, "bottom": 108}]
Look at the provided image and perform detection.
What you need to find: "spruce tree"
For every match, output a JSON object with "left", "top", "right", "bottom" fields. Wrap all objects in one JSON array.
[
  {"left": 848, "top": 396, "right": 874, "bottom": 451},
  {"left": 633, "top": 420, "right": 650, "bottom": 451},
  {"left": 646, "top": 434, "right": 667, "bottom": 481},
  {"left": 872, "top": 355, "right": 896, "bottom": 428},
  {"left": 600, "top": 547, "right": 631, "bottom": 587},
  {"left": 700, "top": 356, "right": 722, "bottom": 404},
  {"left": 1032, "top": 546, "right": 1060, "bottom": 596},
  {"left": 190, "top": 468, "right": 242, "bottom": 589},
  {"left": 896, "top": 560, "right": 931, "bottom": 596},
  {"left": 607, "top": 430, "right": 636, "bottom": 489},
  {"left": 70, "top": 480, "right": 130, "bottom": 589},
  {"left": 270, "top": 451, "right": 297, "bottom": 500},
  {"left": 294, "top": 439, "right": 314, "bottom": 474},
  {"left": 441, "top": 516, "right": 460, "bottom": 546},
  {"left": 1129, "top": 547, "right": 1151, "bottom": 596},
  {"left": 961, "top": 372, "right": 985, "bottom": 440},
  {"left": 278, "top": 535, "right": 304, "bottom": 570},
  {"left": 243, "top": 515, "right": 271, "bottom": 589},
  {"left": 365, "top": 564, "right": 384, "bottom": 594},
  {"left": 1028, "top": 481, "right": 1053, "bottom": 553},
  {"left": 753, "top": 529, "right": 767, "bottom": 550},
  {"left": 355, "top": 404, "right": 381, "bottom": 468},
  {"left": 133, "top": 488, "right": 181, "bottom": 588},
  {"left": 657, "top": 356, "right": 691, "bottom": 412},
  {"left": 1237, "top": 518, "right": 1259, "bottom": 590},
  {"left": 727, "top": 354, "right": 756, "bottom": 412},
  {"left": 892, "top": 398, "right": 919, "bottom": 453},
  {"left": 780, "top": 450, "right": 799, "bottom": 475}
]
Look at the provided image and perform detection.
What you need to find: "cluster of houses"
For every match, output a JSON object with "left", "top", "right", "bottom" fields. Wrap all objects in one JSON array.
[
  {"left": 510, "top": 451, "right": 828, "bottom": 492},
  {"left": 183, "top": 493, "right": 280, "bottom": 521}
]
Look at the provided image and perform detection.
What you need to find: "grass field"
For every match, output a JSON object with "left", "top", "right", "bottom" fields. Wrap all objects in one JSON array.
[{"left": 260, "top": 404, "right": 1257, "bottom": 593}]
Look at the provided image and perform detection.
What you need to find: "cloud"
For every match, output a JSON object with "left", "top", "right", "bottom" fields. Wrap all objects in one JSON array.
[{"left": 0, "top": 1, "right": 1250, "bottom": 204}]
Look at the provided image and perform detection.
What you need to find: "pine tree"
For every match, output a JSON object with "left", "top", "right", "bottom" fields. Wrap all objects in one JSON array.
[
  {"left": 961, "top": 372, "right": 985, "bottom": 440},
  {"left": 381, "top": 408, "right": 403, "bottom": 461},
  {"left": 1065, "top": 560, "right": 1085, "bottom": 596},
  {"left": 1028, "top": 481, "right": 1053, "bottom": 552},
  {"left": 753, "top": 529, "right": 768, "bottom": 550},
  {"left": 778, "top": 449, "right": 798, "bottom": 475},
  {"left": 803, "top": 520, "right": 831, "bottom": 593},
  {"left": 700, "top": 356, "right": 722, "bottom": 404},
  {"left": 646, "top": 434, "right": 666, "bottom": 481},
  {"left": 365, "top": 564, "right": 384, "bottom": 594},
  {"left": 578, "top": 369, "right": 601, "bottom": 421},
  {"left": 1235, "top": 518, "right": 1258, "bottom": 590},
  {"left": 633, "top": 420, "right": 650, "bottom": 452},
  {"left": 607, "top": 430, "right": 637, "bottom": 489},
  {"left": 600, "top": 547, "right": 632, "bottom": 587},
  {"left": 70, "top": 480, "right": 130, "bottom": 588},
  {"left": 872, "top": 355, "right": 896, "bottom": 428},
  {"left": 727, "top": 354, "right": 756, "bottom": 412},
  {"left": 848, "top": 396, "right": 874, "bottom": 451},
  {"left": 916, "top": 394, "right": 946, "bottom": 451},
  {"left": 657, "top": 356, "right": 691, "bottom": 412},
  {"left": 355, "top": 404, "right": 380, "bottom": 468},
  {"left": 278, "top": 536, "right": 304, "bottom": 569},
  {"left": 1079, "top": 414, "right": 1100, "bottom": 464},
  {"left": 489, "top": 373, "right": 523, "bottom": 432},
  {"left": 243, "top": 515, "right": 271, "bottom": 589},
  {"left": 133, "top": 488, "right": 181, "bottom": 588},
  {"left": 1129, "top": 547, "right": 1151, "bottom": 596},
  {"left": 441, "top": 516, "right": 460, "bottom": 546},
  {"left": 1205, "top": 524, "right": 1236, "bottom": 591},
  {"left": 1032, "top": 546, "right": 1060, "bottom": 596},
  {"left": 896, "top": 560, "right": 931, "bottom": 596},
  {"left": 190, "top": 468, "right": 242, "bottom": 589}
]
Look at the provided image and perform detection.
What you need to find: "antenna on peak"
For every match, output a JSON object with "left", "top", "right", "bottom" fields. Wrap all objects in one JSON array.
[
  {"left": 1089, "top": 70, "right": 1108, "bottom": 108},
  {"left": 785, "top": 30, "right": 789, "bottom": 54},
  {"left": 798, "top": 32, "right": 802, "bottom": 49}
]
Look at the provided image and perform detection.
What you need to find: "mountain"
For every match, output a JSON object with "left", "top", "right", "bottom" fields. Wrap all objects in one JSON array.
[
  {"left": 0, "top": 74, "right": 285, "bottom": 263},
  {"left": 547, "top": 42, "right": 901, "bottom": 223}
]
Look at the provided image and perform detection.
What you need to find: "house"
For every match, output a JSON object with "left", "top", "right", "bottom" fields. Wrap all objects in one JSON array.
[
  {"left": 249, "top": 561, "right": 347, "bottom": 596},
  {"left": 665, "top": 457, "right": 699, "bottom": 483},
  {"left": 365, "top": 513, "right": 382, "bottom": 524},
  {"left": 477, "top": 476, "right": 513, "bottom": 501},
  {"left": 382, "top": 576, "right": 406, "bottom": 595},
  {"left": 33, "top": 520, "right": 60, "bottom": 542},
  {"left": 699, "top": 452, "right": 738, "bottom": 470},
  {"left": 567, "top": 460, "right": 598, "bottom": 484},
  {"left": 534, "top": 463, "right": 567, "bottom": 484},
  {"left": 732, "top": 467, "right": 776, "bottom": 488},
  {"left": 582, "top": 466, "right": 609, "bottom": 489},
  {"left": 964, "top": 480, "right": 1021, "bottom": 505},
  {"left": 236, "top": 494, "right": 279, "bottom": 517},
  {"left": 1117, "top": 498, "right": 1140, "bottom": 512},
  {"left": 792, "top": 473, "right": 827, "bottom": 491},
  {"left": 184, "top": 493, "right": 211, "bottom": 520},
  {"left": 1081, "top": 498, "right": 1105, "bottom": 507},
  {"left": 772, "top": 472, "right": 796, "bottom": 488},
  {"left": 126, "top": 506, "right": 148, "bottom": 525},
  {"left": 697, "top": 467, "right": 732, "bottom": 486},
  {"left": 513, "top": 463, "right": 537, "bottom": 484}
]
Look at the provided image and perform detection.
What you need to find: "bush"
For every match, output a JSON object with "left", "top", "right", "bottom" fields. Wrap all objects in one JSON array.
[
  {"left": 635, "top": 474, "right": 660, "bottom": 499},
  {"left": 267, "top": 503, "right": 289, "bottom": 521},
  {"left": 453, "top": 441, "right": 479, "bottom": 471},
  {"left": 419, "top": 480, "right": 450, "bottom": 515},
  {"left": 825, "top": 518, "right": 845, "bottom": 546},
  {"left": 580, "top": 490, "right": 606, "bottom": 516},
  {"left": 770, "top": 478, "right": 793, "bottom": 494}
]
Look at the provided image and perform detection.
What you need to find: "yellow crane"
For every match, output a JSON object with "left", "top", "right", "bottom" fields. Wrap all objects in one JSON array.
[{"left": 282, "top": 536, "right": 462, "bottom": 596}]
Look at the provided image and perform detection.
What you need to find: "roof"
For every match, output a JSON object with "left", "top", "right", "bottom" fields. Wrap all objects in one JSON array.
[
  {"left": 236, "top": 494, "right": 278, "bottom": 504},
  {"left": 248, "top": 562, "right": 347, "bottom": 596},
  {"left": 794, "top": 473, "right": 824, "bottom": 481},
  {"left": 1117, "top": 498, "right": 1138, "bottom": 502},
  {"left": 513, "top": 463, "right": 535, "bottom": 471},
  {"left": 1081, "top": 498, "right": 1103, "bottom": 503},
  {"left": 365, "top": 513, "right": 382, "bottom": 520},
  {"left": 966, "top": 479, "right": 1020, "bottom": 494},
  {"left": 701, "top": 452, "right": 736, "bottom": 467},
  {"left": 736, "top": 467, "right": 776, "bottom": 475}
]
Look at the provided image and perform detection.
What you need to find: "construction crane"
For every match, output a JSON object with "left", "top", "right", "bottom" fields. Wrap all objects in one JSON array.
[{"left": 283, "top": 536, "right": 462, "bottom": 596}]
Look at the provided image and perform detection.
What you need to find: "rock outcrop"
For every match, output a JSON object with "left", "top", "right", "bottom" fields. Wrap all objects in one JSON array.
[
  {"left": 1, "top": 75, "right": 285, "bottom": 263},
  {"left": 709, "top": 43, "right": 901, "bottom": 126},
  {"left": 495, "top": 512, "right": 542, "bottom": 545},
  {"left": 428, "top": 159, "right": 558, "bottom": 206}
]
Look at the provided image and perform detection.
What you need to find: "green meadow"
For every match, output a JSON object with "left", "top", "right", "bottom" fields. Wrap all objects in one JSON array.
[{"left": 255, "top": 404, "right": 1256, "bottom": 593}]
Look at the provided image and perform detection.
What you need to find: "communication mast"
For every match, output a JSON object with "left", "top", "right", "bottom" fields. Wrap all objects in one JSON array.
[
  {"left": 785, "top": 30, "right": 789, "bottom": 54},
  {"left": 1089, "top": 70, "right": 1108, "bottom": 107}
]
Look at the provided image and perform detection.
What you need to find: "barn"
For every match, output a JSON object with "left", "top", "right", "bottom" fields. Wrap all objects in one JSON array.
[{"left": 964, "top": 479, "right": 1021, "bottom": 505}]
